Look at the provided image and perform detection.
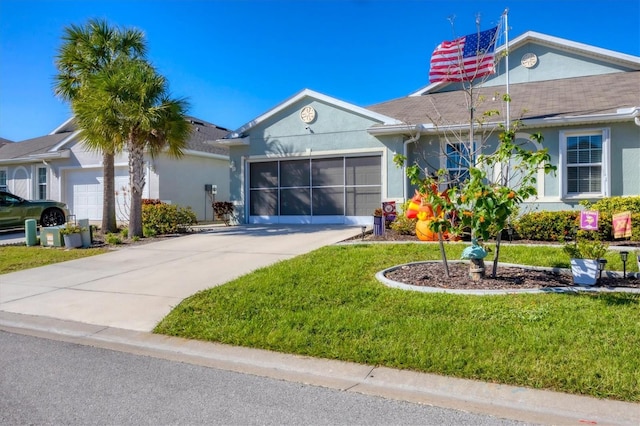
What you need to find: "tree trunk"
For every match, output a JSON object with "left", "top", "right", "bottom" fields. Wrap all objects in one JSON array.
[
  {"left": 492, "top": 232, "right": 502, "bottom": 278},
  {"left": 437, "top": 231, "right": 450, "bottom": 278},
  {"left": 101, "top": 152, "right": 118, "bottom": 233},
  {"left": 128, "top": 141, "right": 145, "bottom": 238}
]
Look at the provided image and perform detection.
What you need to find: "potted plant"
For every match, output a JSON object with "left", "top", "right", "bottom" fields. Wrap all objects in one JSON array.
[
  {"left": 563, "top": 239, "right": 609, "bottom": 285},
  {"left": 59, "top": 223, "right": 87, "bottom": 249},
  {"left": 213, "top": 201, "right": 234, "bottom": 226}
]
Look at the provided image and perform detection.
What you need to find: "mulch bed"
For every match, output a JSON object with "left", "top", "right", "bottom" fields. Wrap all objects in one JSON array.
[
  {"left": 384, "top": 262, "right": 639, "bottom": 290},
  {"left": 357, "top": 229, "right": 640, "bottom": 290}
]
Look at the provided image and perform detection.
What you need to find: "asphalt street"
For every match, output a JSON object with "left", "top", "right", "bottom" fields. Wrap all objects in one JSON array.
[{"left": 0, "top": 330, "right": 529, "bottom": 426}]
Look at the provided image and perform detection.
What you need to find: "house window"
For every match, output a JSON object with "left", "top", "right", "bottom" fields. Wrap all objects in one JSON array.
[
  {"left": 37, "top": 167, "right": 47, "bottom": 200},
  {"left": 562, "top": 129, "right": 609, "bottom": 198},
  {"left": 0, "top": 169, "right": 6, "bottom": 192},
  {"left": 445, "top": 142, "right": 474, "bottom": 183}
]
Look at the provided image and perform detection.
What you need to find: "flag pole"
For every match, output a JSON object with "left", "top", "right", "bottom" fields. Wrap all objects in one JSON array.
[{"left": 503, "top": 8, "right": 510, "bottom": 131}]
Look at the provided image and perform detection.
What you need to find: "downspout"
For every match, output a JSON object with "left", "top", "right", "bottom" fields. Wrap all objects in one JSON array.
[
  {"left": 633, "top": 108, "right": 640, "bottom": 126},
  {"left": 402, "top": 130, "right": 421, "bottom": 201}
]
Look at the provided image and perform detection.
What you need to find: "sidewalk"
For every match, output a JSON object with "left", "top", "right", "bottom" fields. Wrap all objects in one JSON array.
[{"left": 1, "top": 224, "right": 639, "bottom": 425}]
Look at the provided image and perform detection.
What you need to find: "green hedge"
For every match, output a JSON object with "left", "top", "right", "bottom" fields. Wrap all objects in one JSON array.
[
  {"left": 514, "top": 196, "right": 640, "bottom": 241},
  {"left": 514, "top": 210, "right": 579, "bottom": 241},
  {"left": 142, "top": 202, "right": 197, "bottom": 236}
]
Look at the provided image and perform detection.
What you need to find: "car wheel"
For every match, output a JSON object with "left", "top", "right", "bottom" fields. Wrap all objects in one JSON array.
[{"left": 41, "top": 208, "right": 66, "bottom": 227}]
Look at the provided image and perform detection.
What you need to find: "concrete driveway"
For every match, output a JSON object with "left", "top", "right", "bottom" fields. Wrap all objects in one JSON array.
[
  {"left": 0, "top": 225, "right": 360, "bottom": 331},
  {"left": 0, "top": 229, "right": 29, "bottom": 246}
]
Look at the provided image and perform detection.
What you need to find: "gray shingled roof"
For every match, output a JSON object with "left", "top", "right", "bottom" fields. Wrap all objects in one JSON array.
[
  {"left": 0, "top": 116, "right": 230, "bottom": 160},
  {"left": 184, "top": 117, "right": 230, "bottom": 156},
  {"left": 0, "top": 132, "right": 73, "bottom": 159},
  {"left": 367, "top": 71, "right": 640, "bottom": 126}
]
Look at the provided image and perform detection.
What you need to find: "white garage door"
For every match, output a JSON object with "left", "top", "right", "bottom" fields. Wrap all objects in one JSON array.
[{"left": 65, "top": 168, "right": 131, "bottom": 221}]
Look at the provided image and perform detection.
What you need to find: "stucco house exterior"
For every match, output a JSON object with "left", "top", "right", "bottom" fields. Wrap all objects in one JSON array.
[
  {"left": 221, "top": 31, "right": 640, "bottom": 225},
  {"left": 0, "top": 117, "right": 230, "bottom": 223}
]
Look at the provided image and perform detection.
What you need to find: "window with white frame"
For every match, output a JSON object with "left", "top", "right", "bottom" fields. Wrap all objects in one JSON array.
[
  {"left": 562, "top": 129, "right": 608, "bottom": 197},
  {"left": 445, "top": 141, "right": 475, "bottom": 184},
  {"left": 37, "top": 166, "right": 47, "bottom": 199},
  {"left": 0, "top": 169, "right": 6, "bottom": 191}
]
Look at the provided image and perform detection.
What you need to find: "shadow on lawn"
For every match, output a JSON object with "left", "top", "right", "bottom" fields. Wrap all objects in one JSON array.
[{"left": 567, "top": 292, "right": 640, "bottom": 306}]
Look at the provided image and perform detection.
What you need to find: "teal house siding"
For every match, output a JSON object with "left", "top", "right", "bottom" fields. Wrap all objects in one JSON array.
[{"left": 221, "top": 31, "right": 639, "bottom": 226}]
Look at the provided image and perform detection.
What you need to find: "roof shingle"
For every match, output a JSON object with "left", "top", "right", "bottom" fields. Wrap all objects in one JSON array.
[{"left": 367, "top": 72, "right": 640, "bottom": 126}]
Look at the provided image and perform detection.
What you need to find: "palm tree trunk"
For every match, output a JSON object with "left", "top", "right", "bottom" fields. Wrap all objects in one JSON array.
[
  {"left": 101, "top": 152, "right": 118, "bottom": 233},
  {"left": 128, "top": 141, "right": 145, "bottom": 238}
]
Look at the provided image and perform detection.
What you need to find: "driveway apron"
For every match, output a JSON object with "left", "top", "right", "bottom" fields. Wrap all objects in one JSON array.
[{"left": 0, "top": 225, "right": 360, "bottom": 331}]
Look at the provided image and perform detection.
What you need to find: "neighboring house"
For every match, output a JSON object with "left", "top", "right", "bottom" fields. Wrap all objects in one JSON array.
[
  {"left": 0, "top": 117, "right": 230, "bottom": 222},
  {"left": 221, "top": 31, "right": 640, "bottom": 225}
]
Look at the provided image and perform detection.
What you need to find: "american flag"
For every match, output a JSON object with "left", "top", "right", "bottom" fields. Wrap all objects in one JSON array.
[{"left": 429, "top": 27, "right": 499, "bottom": 83}]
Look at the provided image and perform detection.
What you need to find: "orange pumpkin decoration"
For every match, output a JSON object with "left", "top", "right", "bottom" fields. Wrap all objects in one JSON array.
[{"left": 415, "top": 219, "right": 438, "bottom": 241}]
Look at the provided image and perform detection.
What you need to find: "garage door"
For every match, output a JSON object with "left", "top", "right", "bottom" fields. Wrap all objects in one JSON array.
[
  {"left": 65, "top": 168, "right": 131, "bottom": 221},
  {"left": 248, "top": 155, "right": 381, "bottom": 224}
]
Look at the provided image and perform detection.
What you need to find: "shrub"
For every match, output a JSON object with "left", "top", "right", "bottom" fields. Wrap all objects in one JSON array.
[
  {"left": 514, "top": 210, "right": 578, "bottom": 241},
  {"left": 105, "top": 233, "right": 122, "bottom": 245},
  {"left": 390, "top": 201, "right": 417, "bottom": 235},
  {"left": 142, "top": 199, "right": 164, "bottom": 205},
  {"left": 142, "top": 202, "right": 197, "bottom": 235},
  {"left": 514, "top": 196, "right": 640, "bottom": 242},
  {"left": 583, "top": 196, "right": 640, "bottom": 240},
  {"left": 143, "top": 225, "right": 158, "bottom": 238},
  {"left": 563, "top": 239, "right": 609, "bottom": 259},
  {"left": 576, "top": 211, "right": 613, "bottom": 241},
  {"left": 213, "top": 201, "right": 234, "bottom": 225},
  {"left": 587, "top": 196, "right": 640, "bottom": 214},
  {"left": 212, "top": 201, "right": 234, "bottom": 217}
]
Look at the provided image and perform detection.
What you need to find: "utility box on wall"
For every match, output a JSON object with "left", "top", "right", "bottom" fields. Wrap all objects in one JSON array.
[
  {"left": 40, "top": 226, "right": 63, "bottom": 247},
  {"left": 205, "top": 184, "right": 217, "bottom": 195}
]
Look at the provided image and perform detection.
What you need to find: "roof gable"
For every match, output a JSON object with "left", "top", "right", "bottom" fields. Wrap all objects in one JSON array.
[
  {"left": 0, "top": 132, "right": 75, "bottom": 161},
  {"left": 410, "top": 31, "right": 640, "bottom": 97},
  {"left": 227, "top": 88, "right": 402, "bottom": 138}
]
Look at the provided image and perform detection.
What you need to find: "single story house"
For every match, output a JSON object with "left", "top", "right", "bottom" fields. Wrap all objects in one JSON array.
[
  {"left": 220, "top": 31, "right": 640, "bottom": 225},
  {"left": 0, "top": 117, "right": 230, "bottom": 222}
]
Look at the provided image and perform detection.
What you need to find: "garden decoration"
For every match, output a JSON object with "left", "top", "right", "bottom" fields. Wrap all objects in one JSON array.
[
  {"left": 563, "top": 238, "right": 609, "bottom": 286},
  {"left": 405, "top": 190, "right": 457, "bottom": 242},
  {"left": 461, "top": 238, "right": 488, "bottom": 281},
  {"left": 59, "top": 223, "right": 87, "bottom": 249}
]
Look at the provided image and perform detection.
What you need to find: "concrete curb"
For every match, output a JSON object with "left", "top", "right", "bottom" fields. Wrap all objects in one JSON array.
[{"left": 1, "top": 311, "right": 638, "bottom": 425}]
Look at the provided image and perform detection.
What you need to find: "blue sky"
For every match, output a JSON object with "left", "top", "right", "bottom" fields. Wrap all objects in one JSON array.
[{"left": 1, "top": 0, "right": 639, "bottom": 141}]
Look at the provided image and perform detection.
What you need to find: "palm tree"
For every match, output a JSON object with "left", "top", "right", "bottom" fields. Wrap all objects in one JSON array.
[
  {"left": 73, "top": 57, "right": 190, "bottom": 238},
  {"left": 54, "top": 19, "right": 146, "bottom": 233}
]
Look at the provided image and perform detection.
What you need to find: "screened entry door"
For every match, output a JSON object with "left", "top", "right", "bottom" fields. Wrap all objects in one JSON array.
[{"left": 249, "top": 155, "right": 381, "bottom": 224}]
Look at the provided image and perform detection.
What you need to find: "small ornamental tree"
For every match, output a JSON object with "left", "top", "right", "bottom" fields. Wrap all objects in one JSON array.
[{"left": 394, "top": 119, "right": 555, "bottom": 278}]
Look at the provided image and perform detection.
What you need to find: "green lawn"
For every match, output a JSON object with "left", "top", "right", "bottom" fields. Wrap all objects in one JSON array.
[
  {"left": 155, "top": 243, "right": 640, "bottom": 402},
  {"left": 3, "top": 241, "right": 639, "bottom": 401},
  {"left": 0, "top": 245, "right": 107, "bottom": 274}
]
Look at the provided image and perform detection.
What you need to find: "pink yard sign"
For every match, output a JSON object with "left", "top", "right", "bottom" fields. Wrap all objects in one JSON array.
[{"left": 580, "top": 210, "right": 599, "bottom": 231}]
